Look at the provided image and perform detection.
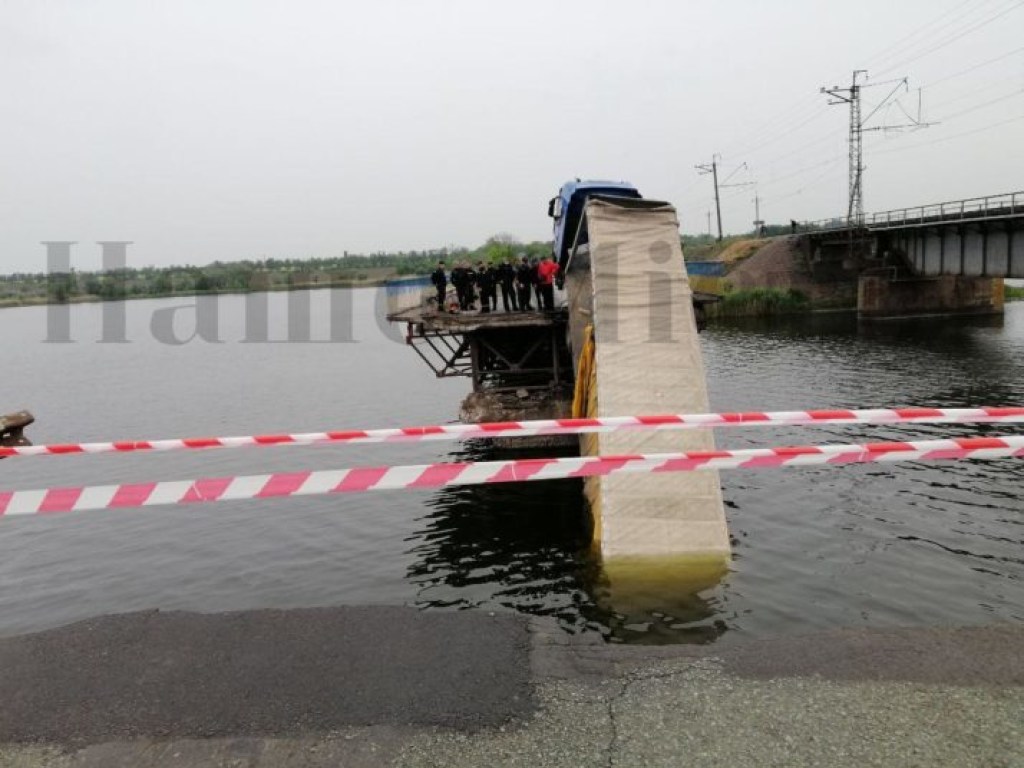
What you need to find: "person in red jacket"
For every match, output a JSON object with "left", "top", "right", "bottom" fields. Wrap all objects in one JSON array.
[{"left": 536, "top": 254, "right": 560, "bottom": 311}]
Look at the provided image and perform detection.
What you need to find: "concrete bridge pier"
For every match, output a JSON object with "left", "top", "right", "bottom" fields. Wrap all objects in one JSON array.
[
  {"left": 858, "top": 274, "right": 1004, "bottom": 320},
  {"left": 564, "top": 198, "right": 731, "bottom": 606}
]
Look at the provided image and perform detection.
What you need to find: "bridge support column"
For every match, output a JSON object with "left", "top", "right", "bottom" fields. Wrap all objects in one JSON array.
[
  {"left": 858, "top": 275, "right": 1004, "bottom": 320},
  {"left": 567, "top": 198, "right": 731, "bottom": 612}
]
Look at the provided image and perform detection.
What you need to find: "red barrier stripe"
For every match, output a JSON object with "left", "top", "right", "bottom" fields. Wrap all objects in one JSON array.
[
  {"left": 955, "top": 437, "right": 1011, "bottom": 449},
  {"left": 488, "top": 458, "right": 558, "bottom": 483},
  {"left": 182, "top": 478, "right": 233, "bottom": 503},
  {"left": 569, "top": 456, "right": 640, "bottom": 478},
  {"left": 39, "top": 487, "right": 83, "bottom": 514},
  {"left": 894, "top": 408, "right": 946, "bottom": 419},
  {"left": 983, "top": 407, "right": 1024, "bottom": 417},
  {"left": 742, "top": 446, "right": 821, "bottom": 468},
  {"left": 864, "top": 442, "right": 917, "bottom": 453},
  {"left": 326, "top": 430, "right": 371, "bottom": 441},
  {"left": 110, "top": 483, "right": 157, "bottom": 508},
  {"left": 402, "top": 426, "right": 446, "bottom": 437},
  {"left": 253, "top": 435, "right": 295, "bottom": 446},
  {"left": 477, "top": 421, "right": 523, "bottom": 433},
  {"left": 809, "top": 410, "right": 858, "bottom": 420},
  {"left": 335, "top": 467, "right": 390, "bottom": 492},
  {"left": 408, "top": 463, "right": 470, "bottom": 488},
  {"left": 46, "top": 444, "right": 86, "bottom": 455},
  {"left": 558, "top": 418, "right": 602, "bottom": 428},
  {"left": 257, "top": 472, "right": 312, "bottom": 498},
  {"left": 636, "top": 415, "right": 686, "bottom": 425},
  {"left": 655, "top": 451, "right": 731, "bottom": 472},
  {"left": 183, "top": 438, "right": 222, "bottom": 449},
  {"left": 719, "top": 412, "right": 771, "bottom": 423}
]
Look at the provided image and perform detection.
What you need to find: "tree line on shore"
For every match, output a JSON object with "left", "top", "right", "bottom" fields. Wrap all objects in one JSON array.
[
  {"left": 0, "top": 235, "right": 555, "bottom": 306},
  {"left": 1, "top": 229, "right": 806, "bottom": 306}
]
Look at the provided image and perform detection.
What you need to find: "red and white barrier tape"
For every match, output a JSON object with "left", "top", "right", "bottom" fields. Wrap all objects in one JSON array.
[
  {"left": 2, "top": 436, "right": 1022, "bottom": 516},
  {"left": 3, "top": 407, "right": 1023, "bottom": 459}
]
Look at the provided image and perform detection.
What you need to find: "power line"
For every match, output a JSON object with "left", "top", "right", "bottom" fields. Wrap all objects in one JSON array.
[
  {"left": 931, "top": 87, "right": 1024, "bottom": 122},
  {"left": 856, "top": 0, "right": 994, "bottom": 71},
  {"left": 873, "top": 0, "right": 1024, "bottom": 77},
  {"left": 722, "top": 107, "right": 831, "bottom": 163},
  {"left": 710, "top": 2, "right": 1012, "bottom": 184},
  {"left": 871, "top": 111, "right": 1024, "bottom": 155},
  {"left": 764, "top": 164, "right": 848, "bottom": 207},
  {"left": 758, "top": 154, "right": 848, "bottom": 189},
  {"left": 920, "top": 45, "right": 1024, "bottom": 88},
  {"left": 716, "top": 95, "right": 825, "bottom": 160},
  {"left": 919, "top": 78, "right": 1016, "bottom": 114}
]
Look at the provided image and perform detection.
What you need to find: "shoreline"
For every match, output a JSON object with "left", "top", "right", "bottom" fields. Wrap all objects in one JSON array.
[{"left": 0, "top": 279, "right": 398, "bottom": 311}]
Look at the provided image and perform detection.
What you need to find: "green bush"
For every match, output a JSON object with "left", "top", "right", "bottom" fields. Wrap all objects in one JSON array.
[{"left": 710, "top": 288, "right": 810, "bottom": 318}]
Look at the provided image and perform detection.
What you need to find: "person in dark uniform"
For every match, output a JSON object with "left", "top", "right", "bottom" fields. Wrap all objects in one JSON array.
[
  {"left": 530, "top": 257, "right": 542, "bottom": 309},
  {"left": 475, "top": 261, "right": 497, "bottom": 313},
  {"left": 430, "top": 261, "right": 447, "bottom": 311},
  {"left": 496, "top": 257, "right": 518, "bottom": 312},
  {"left": 485, "top": 262, "right": 499, "bottom": 312},
  {"left": 451, "top": 262, "right": 468, "bottom": 311},
  {"left": 515, "top": 256, "right": 533, "bottom": 310},
  {"left": 463, "top": 261, "right": 478, "bottom": 310}
]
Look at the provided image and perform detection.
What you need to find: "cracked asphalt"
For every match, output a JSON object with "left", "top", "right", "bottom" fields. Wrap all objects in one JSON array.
[{"left": 0, "top": 609, "right": 1021, "bottom": 767}]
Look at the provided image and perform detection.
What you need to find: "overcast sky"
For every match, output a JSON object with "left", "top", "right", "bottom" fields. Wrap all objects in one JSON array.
[{"left": 2, "top": 0, "right": 1023, "bottom": 272}]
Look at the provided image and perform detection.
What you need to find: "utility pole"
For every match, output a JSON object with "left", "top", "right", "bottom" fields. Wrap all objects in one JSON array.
[
  {"left": 753, "top": 189, "right": 763, "bottom": 236},
  {"left": 706, "top": 210, "right": 712, "bottom": 238},
  {"left": 822, "top": 70, "right": 867, "bottom": 224},
  {"left": 822, "top": 70, "right": 932, "bottom": 225},
  {"left": 695, "top": 155, "right": 723, "bottom": 241}
]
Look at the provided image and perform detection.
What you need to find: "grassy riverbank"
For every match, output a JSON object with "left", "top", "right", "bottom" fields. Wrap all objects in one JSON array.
[
  {"left": 705, "top": 287, "right": 811, "bottom": 318},
  {"left": 1006, "top": 284, "right": 1024, "bottom": 301}
]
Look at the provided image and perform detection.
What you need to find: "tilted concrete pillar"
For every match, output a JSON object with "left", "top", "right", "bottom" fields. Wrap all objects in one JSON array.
[{"left": 566, "top": 198, "right": 731, "bottom": 598}]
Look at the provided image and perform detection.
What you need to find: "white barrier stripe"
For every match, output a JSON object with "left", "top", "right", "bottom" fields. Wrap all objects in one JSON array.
[
  {"left": 75, "top": 485, "right": 118, "bottom": 512},
  {"left": 6, "top": 490, "right": 47, "bottom": 516},
  {"left": 147, "top": 481, "right": 192, "bottom": 507}
]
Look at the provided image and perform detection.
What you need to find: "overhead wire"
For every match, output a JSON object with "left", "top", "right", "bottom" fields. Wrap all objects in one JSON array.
[
  {"left": 715, "top": 2, "right": 996, "bottom": 184},
  {"left": 871, "top": 111, "right": 1024, "bottom": 155},
  {"left": 933, "top": 87, "right": 1024, "bottom": 121},
  {"left": 854, "top": 0, "right": 994, "bottom": 72},
  {"left": 873, "top": 0, "right": 1024, "bottom": 77},
  {"left": 690, "top": 0, "right": 1020, "bottom": 226},
  {"left": 920, "top": 45, "right": 1024, "bottom": 88}
]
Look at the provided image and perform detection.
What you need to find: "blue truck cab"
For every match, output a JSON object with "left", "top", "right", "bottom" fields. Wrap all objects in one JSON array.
[{"left": 547, "top": 179, "right": 642, "bottom": 271}]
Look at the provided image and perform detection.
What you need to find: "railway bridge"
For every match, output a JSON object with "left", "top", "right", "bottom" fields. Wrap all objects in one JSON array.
[{"left": 797, "top": 191, "right": 1023, "bottom": 317}]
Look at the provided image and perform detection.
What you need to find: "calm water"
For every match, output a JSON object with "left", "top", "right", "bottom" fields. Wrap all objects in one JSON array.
[{"left": 1, "top": 289, "right": 1022, "bottom": 644}]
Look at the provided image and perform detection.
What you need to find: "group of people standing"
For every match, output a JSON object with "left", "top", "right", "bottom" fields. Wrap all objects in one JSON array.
[{"left": 430, "top": 255, "right": 560, "bottom": 314}]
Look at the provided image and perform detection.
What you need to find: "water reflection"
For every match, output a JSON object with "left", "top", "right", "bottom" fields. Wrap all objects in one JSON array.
[
  {"left": 405, "top": 440, "right": 595, "bottom": 627},
  {"left": 406, "top": 440, "right": 731, "bottom": 644}
]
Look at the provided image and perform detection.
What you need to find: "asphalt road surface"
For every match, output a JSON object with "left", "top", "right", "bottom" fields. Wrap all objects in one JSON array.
[{"left": 0, "top": 608, "right": 1021, "bottom": 767}]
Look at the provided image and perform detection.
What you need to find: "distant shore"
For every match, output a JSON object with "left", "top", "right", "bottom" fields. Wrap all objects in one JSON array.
[{"left": 0, "top": 278, "right": 396, "bottom": 311}]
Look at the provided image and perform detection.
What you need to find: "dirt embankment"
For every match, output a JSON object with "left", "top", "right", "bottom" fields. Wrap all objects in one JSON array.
[{"left": 691, "top": 236, "right": 857, "bottom": 310}]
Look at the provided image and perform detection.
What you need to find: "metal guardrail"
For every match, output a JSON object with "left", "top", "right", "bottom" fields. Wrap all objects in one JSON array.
[{"left": 799, "top": 191, "right": 1023, "bottom": 233}]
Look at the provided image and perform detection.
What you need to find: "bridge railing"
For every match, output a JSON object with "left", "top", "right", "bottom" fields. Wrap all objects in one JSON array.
[{"left": 799, "top": 191, "right": 1023, "bottom": 233}]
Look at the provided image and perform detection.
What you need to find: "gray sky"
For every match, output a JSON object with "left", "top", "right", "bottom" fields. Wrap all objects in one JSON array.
[{"left": 3, "top": 0, "right": 1023, "bottom": 272}]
